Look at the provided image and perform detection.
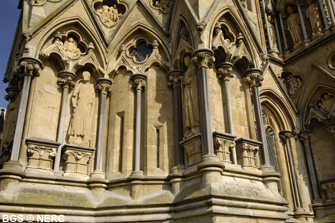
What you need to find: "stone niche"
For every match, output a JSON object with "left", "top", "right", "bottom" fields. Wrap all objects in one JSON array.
[
  {"left": 26, "top": 139, "right": 60, "bottom": 174},
  {"left": 213, "top": 131, "right": 236, "bottom": 164},
  {"left": 62, "top": 144, "right": 95, "bottom": 178},
  {"left": 235, "top": 138, "right": 261, "bottom": 170}
]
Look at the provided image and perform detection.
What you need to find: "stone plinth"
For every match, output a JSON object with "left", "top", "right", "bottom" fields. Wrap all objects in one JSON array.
[
  {"left": 25, "top": 139, "right": 60, "bottom": 174},
  {"left": 213, "top": 131, "right": 236, "bottom": 164},
  {"left": 236, "top": 138, "right": 261, "bottom": 170},
  {"left": 180, "top": 134, "right": 202, "bottom": 166},
  {"left": 62, "top": 144, "right": 95, "bottom": 178}
]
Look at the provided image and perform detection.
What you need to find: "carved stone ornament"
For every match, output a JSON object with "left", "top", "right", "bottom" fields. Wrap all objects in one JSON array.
[
  {"left": 282, "top": 73, "right": 303, "bottom": 99},
  {"left": 299, "top": 130, "right": 311, "bottom": 143},
  {"left": 114, "top": 38, "right": 169, "bottom": 74},
  {"left": 151, "top": 0, "right": 171, "bottom": 13},
  {"left": 212, "top": 22, "right": 234, "bottom": 51},
  {"left": 180, "top": 134, "right": 202, "bottom": 166},
  {"left": 243, "top": 68, "right": 264, "bottom": 87},
  {"left": 167, "top": 70, "right": 183, "bottom": 88},
  {"left": 68, "top": 71, "right": 95, "bottom": 147},
  {"left": 236, "top": 138, "right": 261, "bottom": 170},
  {"left": 321, "top": 181, "right": 335, "bottom": 202},
  {"left": 25, "top": 139, "right": 60, "bottom": 172},
  {"left": 30, "top": 0, "right": 62, "bottom": 6},
  {"left": 305, "top": 91, "right": 335, "bottom": 129},
  {"left": 279, "top": 130, "right": 293, "bottom": 142},
  {"left": 95, "top": 78, "right": 113, "bottom": 96},
  {"left": 62, "top": 145, "right": 95, "bottom": 177},
  {"left": 192, "top": 49, "right": 215, "bottom": 69},
  {"left": 217, "top": 62, "right": 234, "bottom": 81},
  {"left": 132, "top": 74, "right": 147, "bottom": 91},
  {"left": 57, "top": 71, "right": 76, "bottom": 91},
  {"left": 213, "top": 132, "right": 236, "bottom": 164},
  {"left": 93, "top": 0, "right": 127, "bottom": 27},
  {"left": 15, "top": 57, "right": 43, "bottom": 78}
]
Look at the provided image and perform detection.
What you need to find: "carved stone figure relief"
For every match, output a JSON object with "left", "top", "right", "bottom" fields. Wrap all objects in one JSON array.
[
  {"left": 63, "top": 37, "right": 81, "bottom": 59},
  {"left": 152, "top": 0, "right": 171, "bottom": 12},
  {"left": 93, "top": 0, "right": 126, "bottom": 27},
  {"left": 316, "top": 92, "right": 335, "bottom": 114},
  {"left": 306, "top": 0, "right": 323, "bottom": 39},
  {"left": 282, "top": 73, "right": 303, "bottom": 99},
  {"left": 68, "top": 71, "right": 95, "bottom": 147},
  {"left": 181, "top": 56, "right": 200, "bottom": 139},
  {"left": 286, "top": 6, "right": 303, "bottom": 48}
]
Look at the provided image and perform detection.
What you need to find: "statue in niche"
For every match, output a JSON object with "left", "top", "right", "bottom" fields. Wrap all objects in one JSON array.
[
  {"left": 63, "top": 37, "right": 80, "bottom": 59},
  {"left": 96, "top": 4, "right": 122, "bottom": 27},
  {"left": 68, "top": 71, "right": 95, "bottom": 147},
  {"left": 1, "top": 93, "right": 20, "bottom": 148},
  {"left": 182, "top": 56, "right": 200, "bottom": 139},
  {"left": 286, "top": 74, "right": 302, "bottom": 98},
  {"left": 286, "top": 6, "right": 303, "bottom": 47},
  {"left": 154, "top": 0, "right": 171, "bottom": 11},
  {"left": 268, "top": 15, "right": 279, "bottom": 53},
  {"left": 306, "top": 0, "right": 322, "bottom": 38}
]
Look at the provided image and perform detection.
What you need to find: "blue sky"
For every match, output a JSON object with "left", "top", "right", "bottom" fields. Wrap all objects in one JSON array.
[{"left": 0, "top": 1, "right": 20, "bottom": 109}]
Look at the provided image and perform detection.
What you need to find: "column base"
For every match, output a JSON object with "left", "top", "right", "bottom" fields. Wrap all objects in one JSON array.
[
  {"left": 312, "top": 198, "right": 323, "bottom": 204},
  {"left": 0, "top": 160, "right": 24, "bottom": 173},
  {"left": 90, "top": 170, "right": 106, "bottom": 179},
  {"left": 294, "top": 207, "right": 305, "bottom": 212},
  {"left": 129, "top": 170, "right": 143, "bottom": 178},
  {"left": 260, "top": 164, "right": 276, "bottom": 173}
]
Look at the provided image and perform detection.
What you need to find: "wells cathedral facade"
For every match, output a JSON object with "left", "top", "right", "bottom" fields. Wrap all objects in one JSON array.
[{"left": 0, "top": 0, "right": 335, "bottom": 222}]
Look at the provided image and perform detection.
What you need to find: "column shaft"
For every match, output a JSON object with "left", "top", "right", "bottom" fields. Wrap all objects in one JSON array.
[
  {"left": 274, "top": 17, "right": 283, "bottom": 55},
  {"left": 279, "top": 14, "right": 288, "bottom": 50},
  {"left": 326, "top": 0, "right": 335, "bottom": 24},
  {"left": 11, "top": 75, "right": 32, "bottom": 161},
  {"left": 96, "top": 93, "right": 107, "bottom": 171},
  {"left": 318, "top": 0, "right": 329, "bottom": 29},
  {"left": 297, "top": 0, "right": 309, "bottom": 42},
  {"left": 173, "top": 86, "right": 184, "bottom": 165},
  {"left": 135, "top": 88, "right": 142, "bottom": 172}
]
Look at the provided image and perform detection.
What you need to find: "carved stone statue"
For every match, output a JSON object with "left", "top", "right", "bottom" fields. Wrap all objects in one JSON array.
[
  {"left": 63, "top": 37, "right": 80, "bottom": 59},
  {"left": 182, "top": 56, "right": 200, "bottom": 139},
  {"left": 1, "top": 93, "right": 20, "bottom": 148},
  {"left": 286, "top": 74, "right": 302, "bottom": 99},
  {"left": 96, "top": 4, "right": 122, "bottom": 27},
  {"left": 68, "top": 71, "right": 95, "bottom": 147},
  {"left": 306, "top": 0, "right": 322, "bottom": 38},
  {"left": 286, "top": 6, "right": 303, "bottom": 47},
  {"left": 154, "top": 0, "right": 171, "bottom": 11},
  {"left": 318, "top": 93, "right": 335, "bottom": 114},
  {"left": 268, "top": 15, "right": 279, "bottom": 53}
]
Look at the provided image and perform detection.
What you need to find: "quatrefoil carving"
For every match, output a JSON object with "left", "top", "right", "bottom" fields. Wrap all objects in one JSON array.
[{"left": 93, "top": 0, "right": 127, "bottom": 27}]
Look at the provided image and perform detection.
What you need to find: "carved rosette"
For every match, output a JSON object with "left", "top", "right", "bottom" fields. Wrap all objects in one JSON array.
[
  {"left": 57, "top": 71, "right": 76, "bottom": 90},
  {"left": 16, "top": 57, "right": 43, "bottom": 78},
  {"left": 167, "top": 70, "right": 183, "bottom": 88},
  {"left": 217, "top": 62, "right": 234, "bottom": 81},
  {"left": 279, "top": 130, "right": 293, "bottom": 142},
  {"left": 95, "top": 78, "right": 112, "bottom": 96},
  {"left": 243, "top": 68, "right": 264, "bottom": 87},
  {"left": 132, "top": 74, "right": 147, "bottom": 91},
  {"left": 192, "top": 49, "right": 215, "bottom": 69}
]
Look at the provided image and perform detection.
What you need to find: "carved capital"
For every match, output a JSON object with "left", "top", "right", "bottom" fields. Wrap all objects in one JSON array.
[
  {"left": 57, "top": 71, "right": 76, "bottom": 90},
  {"left": 279, "top": 130, "right": 293, "bottom": 142},
  {"left": 4, "top": 86, "right": 20, "bottom": 102},
  {"left": 299, "top": 130, "right": 311, "bottom": 143},
  {"left": 192, "top": 49, "right": 215, "bottom": 69},
  {"left": 95, "top": 78, "right": 112, "bottom": 96},
  {"left": 217, "top": 62, "right": 234, "bottom": 81},
  {"left": 167, "top": 70, "right": 183, "bottom": 88},
  {"left": 243, "top": 68, "right": 263, "bottom": 87},
  {"left": 131, "top": 74, "right": 147, "bottom": 91},
  {"left": 15, "top": 57, "right": 43, "bottom": 77}
]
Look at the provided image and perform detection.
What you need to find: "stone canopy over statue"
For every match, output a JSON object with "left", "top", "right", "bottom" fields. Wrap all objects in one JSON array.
[
  {"left": 181, "top": 55, "right": 200, "bottom": 139},
  {"left": 68, "top": 71, "right": 95, "bottom": 147}
]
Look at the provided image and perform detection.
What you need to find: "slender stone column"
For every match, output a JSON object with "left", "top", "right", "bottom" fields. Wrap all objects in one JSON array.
[
  {"left": 131, "top": 74, "right": 146, "bottom": 176},
  {"left": 244, "top": 69, "right": 273, "bottom": 171},
  {"left": 299, "top": 130, "right": 322, "bottom": 202},
  {"left": 53, "top": 71, "right": 76, "bottom": 172},
  {"left": 297, "top": 0, "right": 310, "bottom": 44},
  {"left": 192, "top": 49, "right": 216, "bottom": 155},
  {"left": 216, "top": 62, "right": 238, "bottom": 165},
  {"left": 273, "top": 16, "right": 283, "bottom": 55},
  {"left": 167, "top": 70, "right": 184, "bottom": 166},
  {"left": 91, "top": 78, "right": 112, "bottom": 179},
  {"left": 317, "top": 0, "right": 330, "bottom": 31},
  {"left": 326, "top": 0, "right": 335, "bottom": 27},
  {"left": 279, "top": 130, "right": 304, "bottom": 212},
  {"left": 3, "top": 57, "right": 43, "bottom": 171}
]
